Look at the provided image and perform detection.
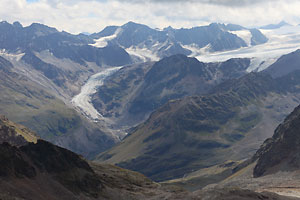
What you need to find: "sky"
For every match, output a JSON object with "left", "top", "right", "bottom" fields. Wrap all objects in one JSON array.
[{"left": 0, "top": 0, "right": 300, "bottom": 34}]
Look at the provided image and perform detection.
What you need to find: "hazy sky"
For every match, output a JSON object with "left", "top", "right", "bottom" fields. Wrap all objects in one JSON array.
[{"left": 0, "top": 0, "right": 299, "bottom": 34}]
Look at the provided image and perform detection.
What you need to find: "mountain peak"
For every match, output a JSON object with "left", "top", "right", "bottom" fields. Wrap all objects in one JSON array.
[
  {"left": 163, "top": 25, "right": 174, "bottom": 31},
  {"left": 12, "top": 21, "right": 22, "bottom": 28},
  {"left": 122, "top": 21, "right": 149, "bottom": 29},
  {"left": 26, "top": 22, "right": 58, "bottom": 35},
  {"left": 208, "top": 22, "right": 223, "bottom": 28},
  {"left": 260, "top": 21, "right": 291, "bottom": 29},
  {"left": 28, "top": 22, "right": 57, "bottom": 29},
  {"left": 0, "top": 21, "right": 9, "bottom": 25},
  {"left": 124, "top": 21, "right": 140, "bottom": 26},
  {"left": 278, "top": 20, "right": 290, "bottom": 26}
]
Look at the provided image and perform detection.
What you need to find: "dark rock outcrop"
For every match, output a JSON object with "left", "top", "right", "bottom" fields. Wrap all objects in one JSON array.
[
  {"left": 254, "top": 105, "right": 300, "bottom": 177},
  {"left": 0, "top": 139, "right": 102, "bottom": 197}
]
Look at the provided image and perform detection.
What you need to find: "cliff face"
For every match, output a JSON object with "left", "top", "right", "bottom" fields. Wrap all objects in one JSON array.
[{"left": 254, "top": 105, "right": 300, "bottom": 177}]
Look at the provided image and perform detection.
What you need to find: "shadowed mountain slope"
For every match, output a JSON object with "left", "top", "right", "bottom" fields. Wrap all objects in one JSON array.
[
  {"left": 253, "top": 104, "right": 300, "bottom": 177},
  {"left": 92, "top": 54, "right": 250, "bottom": 127},
  {"left": 96, "top": 73, "right": 279, "bottom": 181},
  {"left": 97, "top": 52, "right": 300, "bottom": 181}
]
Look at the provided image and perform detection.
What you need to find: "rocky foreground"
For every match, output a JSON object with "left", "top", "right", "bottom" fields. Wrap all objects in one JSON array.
[{"left": 0, "top": 115, "right": 297, "bottom": 200}]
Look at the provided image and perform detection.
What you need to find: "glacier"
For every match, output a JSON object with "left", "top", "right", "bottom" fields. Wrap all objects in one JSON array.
[
  {"left": 195, "top": 25, "right": 300, "bottom": 72},
  {"left": 71, "top": 67, "right": 122, "bottom": 121}
]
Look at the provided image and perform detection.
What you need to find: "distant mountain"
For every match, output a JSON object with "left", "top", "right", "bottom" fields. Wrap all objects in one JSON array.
[
  {"left": 224, "top": 23, "right": 246, "bottom": 31},
  {"left": 0, "top": 20, "right": 268, "bottom": 162},
  {"left": 91, "top": 21, "right": 191, "bottom": 61},
  {"left": 263, "top": 49, "right": 300, "bottom": 78},
  {"left": 96, "top": 49, "right": 300, "bottom": 182},
  {"left": 0, "top": 21, "right": 132, "bottom": 99},
  {"left": 260, "top": 21, "right": 291, "bottom": 30},
  {"left": 91, "top": 54, "right": 250, "bottom": 127},
  {"left": 91, "top": 22, "right": 268, "bottom": 61},
  {"left": 0, "top": 21, "right": 131, "bottom": 67}
]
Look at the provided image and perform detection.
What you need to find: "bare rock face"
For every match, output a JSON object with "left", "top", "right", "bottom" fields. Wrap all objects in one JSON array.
[
  {"left": 0, "top": 142, "right": 36, "bottom": 178},
  {"left": 254, "top": 105, "right": 300, "bottom": 177}
]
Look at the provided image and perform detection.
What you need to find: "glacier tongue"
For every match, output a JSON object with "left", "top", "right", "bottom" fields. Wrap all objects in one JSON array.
[{"left": 71, "top": 67, "right": 122, "bottom": 121}]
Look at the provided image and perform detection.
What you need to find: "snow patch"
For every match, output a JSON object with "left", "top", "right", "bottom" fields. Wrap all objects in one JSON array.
[
  {"left": 126, "top": 46, "right": 160, "bottom": 62},
  {"left": 229, "top": 30, "right": 252, "bottom": 46},
  {"left": 247, "top": 57, "right": 279, "bottom": 72},
  {"left": 0, "top": 49, "right": 25, "bottom": 62},
  {"left": 182, "top": 43, "right": 211, "bottom": 57},
  {"left": 90, "top": 28, "right": 122, "bottom": 48}
]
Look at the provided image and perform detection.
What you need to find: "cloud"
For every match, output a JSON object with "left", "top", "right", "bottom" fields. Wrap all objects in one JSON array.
[
  {"left": 80, "top": 0, "right": 278, "bottom": 7},
  {"left": 0, "top": 0, "right": 299, "bottom": 34},
  {"left": 114, "top": 0, "right": 263, "bottom": 6}
]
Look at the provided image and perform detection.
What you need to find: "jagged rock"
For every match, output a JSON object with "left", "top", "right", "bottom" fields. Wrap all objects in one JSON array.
[{"left": 254, "top": 105, "right": 300, "bottom": 177}]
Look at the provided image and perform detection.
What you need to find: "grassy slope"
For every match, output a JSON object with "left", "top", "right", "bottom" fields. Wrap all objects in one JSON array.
[
  {"left": 0, "top": 76, "right": 80, "bottom": 140},
  {"left": 0, "top": 72, "right": 118, "bottom": 158},
  {"left": 0, "top": 115, "right": 39, "bottom": 145}
]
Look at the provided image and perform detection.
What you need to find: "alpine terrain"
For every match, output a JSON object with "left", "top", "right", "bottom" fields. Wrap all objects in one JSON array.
[{"left": 2, "top": 17, "right": 300, "bottom": 200}]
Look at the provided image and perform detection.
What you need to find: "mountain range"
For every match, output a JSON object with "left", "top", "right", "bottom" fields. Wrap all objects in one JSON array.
[
  {"left": 91, "top": 55, "right": 250, "bottom": 127},
  {"left": 97, "top": 49, "right": 300, "bottom": 182},
  {"left": 2, "top": 19, "right": 300, "bottom": 199},
  {"left": 91, "top": 21, "right": 267, "bottom": 62},
  {"left": 0, "top": 20, "right": 270, "bottom": 158}
]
